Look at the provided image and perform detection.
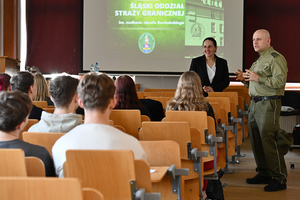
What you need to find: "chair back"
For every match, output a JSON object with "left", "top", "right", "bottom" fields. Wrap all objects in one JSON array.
[
  {"left": 22, "top": 132, "right": 65, "bottom": 157},
  {"left": 20, "top": 119, "right": 39, "bottom": 140},
  {"left": 110, "top": 109, "right": 142, "bottom": 139},
  {"left": 33, "top": 101, "right": 48, "bottom": 108},
  {"left": 0, "top": 149, "right": 27, "bottom": 176},
  {"left": 134, "top": 159, "right": 152, "bottom": 193},
  {"left": 0, "top": 177, "right": 84, "bottom": 200},
  {"left": 25, "top": 157, "right": 46, "bottom": 177},
  {"left": 139, "top": 121, "right": 191, "bottom": 160},
  {"left": 65, "top": 150, "right": 136, "bottom": 200}
]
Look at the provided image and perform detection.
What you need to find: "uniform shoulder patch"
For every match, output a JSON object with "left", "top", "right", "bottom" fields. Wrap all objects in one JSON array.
[{"left": 271, "top": 52, "right": 279, "bottom": 58}]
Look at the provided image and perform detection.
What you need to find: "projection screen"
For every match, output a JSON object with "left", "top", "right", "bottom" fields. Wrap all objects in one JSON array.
[{"left": 83, "top": 0, "right": 245, "bottom": 74}]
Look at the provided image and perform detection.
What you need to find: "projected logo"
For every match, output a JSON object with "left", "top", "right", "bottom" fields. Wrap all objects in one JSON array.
[
  {"left": 191, "top": 23, "right": 205, "bottom": 40},
  {"left": 138, "top": 33, "right": 155, "bottom": 54}
]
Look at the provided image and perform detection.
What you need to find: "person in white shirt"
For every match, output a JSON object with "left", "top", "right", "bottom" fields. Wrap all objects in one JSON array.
[{"left": 52, "top": 73, "right": 146, "bottom": 177}]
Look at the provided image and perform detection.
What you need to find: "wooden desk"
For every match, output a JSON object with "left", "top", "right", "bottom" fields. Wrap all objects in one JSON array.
[
  {"left": 0, "top": 56, "right": 19, "bottom": 75},
  {"left": 150, "top": 166, "right": 169, "bottom": 183}
]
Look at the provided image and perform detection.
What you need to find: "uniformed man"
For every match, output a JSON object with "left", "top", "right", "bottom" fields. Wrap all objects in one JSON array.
[{"left": 235, "top": 29, "right": 288, "bottom": 192}]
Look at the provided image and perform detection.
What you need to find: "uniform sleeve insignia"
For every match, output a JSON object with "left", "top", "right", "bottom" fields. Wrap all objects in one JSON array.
[{"left": 271, "top": 52, "right": 279, "bottom": 58}]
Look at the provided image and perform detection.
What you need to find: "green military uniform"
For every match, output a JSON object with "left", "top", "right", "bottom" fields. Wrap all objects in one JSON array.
[{"left": 243, "top": 47, "right": 288, "bottom": 184}]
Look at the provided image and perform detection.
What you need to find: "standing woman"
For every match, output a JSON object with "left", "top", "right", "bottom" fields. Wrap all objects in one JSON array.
[{"left": 189, "top": 37, "right": 229, "bottom": 97}]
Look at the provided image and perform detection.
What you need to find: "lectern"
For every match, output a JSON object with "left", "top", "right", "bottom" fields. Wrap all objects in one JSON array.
[{"left": 0, "top": 56, "right": 19, "bottom": 75}]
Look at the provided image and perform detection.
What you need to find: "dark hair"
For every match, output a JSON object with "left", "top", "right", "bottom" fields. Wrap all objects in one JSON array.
[
  {"left": 0, "top": 73, "right": 11, "bottom": 91},
  {"left": 203, "top": 37, "right": 217, "bottom": 47},
  {"left": 10, "top": 72, "right": 34, "bottom": 94},
  {"left": 49, "top": 75, "right": 79, "bottom": 108},
  {"left": 114, "top": 75, "right": 141, "bottom": 109},
  {"left": 77, "top": 73, "right": 115, "bottom": 111},
  {"left": 0, "top": 91, "right": 32, "bottom": 132}
]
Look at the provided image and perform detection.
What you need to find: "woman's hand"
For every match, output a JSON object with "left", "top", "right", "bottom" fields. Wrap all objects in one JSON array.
[{"left": 203, "top": 86, "right": 214, "bottom": 93}]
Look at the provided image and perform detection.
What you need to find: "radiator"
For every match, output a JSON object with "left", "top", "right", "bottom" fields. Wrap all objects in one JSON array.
[{"left": 279, "top": 115, "right": 300, "bottom": 133}]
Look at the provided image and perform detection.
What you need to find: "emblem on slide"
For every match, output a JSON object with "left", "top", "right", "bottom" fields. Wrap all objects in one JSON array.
[
  {"left": 191, "top": 23, "right": 205, "bottom": 40},
  {"left": 138, "top": 33, "right": 155, "bottom": 54}
]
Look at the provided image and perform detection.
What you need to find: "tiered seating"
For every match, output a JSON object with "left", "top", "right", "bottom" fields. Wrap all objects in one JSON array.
[
  {"left": 206, "top": 96, "right": 236, "bottom": 173},
  {"left": 164, "top": 111, "right": 225, "bottom": 177},
  {"left": 0, "top": 149, "right": 45, "bottom": 177},
  {"left": 140, "top": 140, "right": 189, "bottom": 200},
  {"left": 0, "top": 177, "right": 104, "bottom": 200},
  {"left": 22, "top": 132, "right": 65, "bottom": 157},
  {"left": 208, "top": 92, "right": 245, "bottom": 160},
  {"left": 64, "top": 150, "right": 160, "bottom": 200},
  {"left": 139, "top": 121, "right": 209, "bottom": 200}
]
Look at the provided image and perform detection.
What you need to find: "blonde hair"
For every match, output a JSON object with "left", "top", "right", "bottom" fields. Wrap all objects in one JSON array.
[
  {"left": 166, "top": 71, "right": 208, "bottom": 111},
  {"left": 34, "top": 73, "right": 49, "bottom": 101}
]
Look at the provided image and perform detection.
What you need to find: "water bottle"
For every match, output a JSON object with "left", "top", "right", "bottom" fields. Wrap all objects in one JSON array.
[
  {"left": 90, "top": 64, "right": 94, "bottom": 72},
  {"left": 94, "top": 62, "right": 99, "bottom": 72}
]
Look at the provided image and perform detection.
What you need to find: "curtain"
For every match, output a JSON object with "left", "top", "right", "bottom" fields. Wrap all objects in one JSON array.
[{"left": 25, "top": 0, "right": 82, "bottom": 74}]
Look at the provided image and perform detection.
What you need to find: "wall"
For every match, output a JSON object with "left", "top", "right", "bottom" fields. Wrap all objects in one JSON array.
[{"left": 245, "top": 0, "right": 300, "bottom": 82}]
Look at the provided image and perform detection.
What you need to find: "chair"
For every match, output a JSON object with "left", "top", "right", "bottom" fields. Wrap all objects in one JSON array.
[
  {"left": 145, "top": 97, "right": 172, "bottom": 111},
  {"left": 143, "top": 92, "right": 162, "bottom": 98},
  {"left": 164, "top": 111, "right": 224, "bottom": 178},
  {"left": 65, "top": 150, "right": 160, "bottom": 200},
  {"left": 0, "top": 149, "right": 27, "bottom": 176},
  {"left": 19, "top": 119, "right": 39, "bottom": 140},
  {"left": 137, "top": 91, "right": 144, "bottom": 99},
  {"left": 43, "top": 107, "right": 55, "bottom": 113},
  {"left": 144, "top": 89, "right": 176, "bottom": 93},
  {"left": 206, "top": 97, "right": 236, "bottom": 173},
  {"left": 82, "top": 188, "right": 105, "bottom": 200},
  {"left": 0, "top": 177, "right": 87, "bottom": 200},
  {"left": 208, "top": 92, "right": 244, "bottom": 160},
  {"left": 109, "top": 109, "right": 142, "bottom": 139},
  {"left": 139, "top": 121, "right": 208, "bottom": 200},
  {"left": 141, "top": 115, "right": 151, "bottom": 122},
  {"left": 134, "top": 159, "right": 153, "bottom": 193},
  {"left": 25, "top": 157, "right": 46, "bottom": 177},
  {"left": 114, "top": 125, "right": 126, "bottom": 132},
  {"left": 33, "top": 100, "right": 48, "bottom": 108},
  {"left": 22, "top": 132, "right": 65, "bottom": 157},
  {"left": 140, "top": 140, "right": 189, "bottom": 200},
  {"left": 161, "top": 91, "right": 175, "bottom": 97},
  {"left": 280, "top": 91, "right": 300, "bottom": 134}
]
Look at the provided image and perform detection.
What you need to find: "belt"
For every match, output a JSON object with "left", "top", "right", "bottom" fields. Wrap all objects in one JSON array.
[{"left": 251, "top": 96, "right": 281, "bottom": 103}]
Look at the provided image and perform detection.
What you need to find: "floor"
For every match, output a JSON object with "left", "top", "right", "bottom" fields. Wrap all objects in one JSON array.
[{"left": 221, "top": 137, "right": 300, "bottom": 200}]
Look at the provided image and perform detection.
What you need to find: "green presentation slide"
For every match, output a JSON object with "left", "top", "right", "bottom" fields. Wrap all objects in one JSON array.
[{"left": 107, "top": 0, "right": 224, "bottom": 57}]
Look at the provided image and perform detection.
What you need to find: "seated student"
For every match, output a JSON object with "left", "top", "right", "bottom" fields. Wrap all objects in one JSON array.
[
  {"left": 52, "top": 73, "right": 146, "bottom": 177},
  {"left": 166, "top": 71, "right": 224, "bottom": 200},
  {"left": 29, "top": 75, "right": 82, "bottom": 133},
  {"left": 10, "top": 72, "right": 44, "bottom": 120},
  {"left": 114, "top": 75, "right": 151, "bottom": 119},
  {"left": 34, "top": 73, "right": 53, "bottom": 106},
  {"left": 0, "top": 73, "right": 11, "bottom": 91},
  {"left": 0, "top": 91, "right": 55, "bottom": 177}
]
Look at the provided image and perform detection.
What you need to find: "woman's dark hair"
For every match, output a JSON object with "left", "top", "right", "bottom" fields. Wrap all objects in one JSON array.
[
  {"left": 0, "top": 73, "right": 11, "bottom": 91},
  {"left": 114, "top": 75, "right": 141, "bottom": 109},
  {"left": 203, "top": 37, "right": 217, "bottom": 47}
]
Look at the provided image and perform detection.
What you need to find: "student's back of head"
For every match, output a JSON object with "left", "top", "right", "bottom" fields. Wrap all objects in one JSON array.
[
  {"left": 77, "top": 73, "right": 115, "bottom": 112},
  {"left": 10, "top": 72, "right": 34, "bottom": 94},
  {"left": 0, "top": 91, "right": 32, "bottom": 132},
  {"left": 50, "top": 75, "right": 79, "bottom": 108},
  {"left": 34, "top": 73, "right": 49, "bottom": 101},
  {"left": 114, "top": 75, "right": 141, "bottom": 109},
  {"left": 0, "top": 73, "right": 11, "bottom": 91}
]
